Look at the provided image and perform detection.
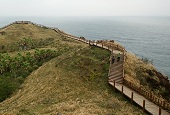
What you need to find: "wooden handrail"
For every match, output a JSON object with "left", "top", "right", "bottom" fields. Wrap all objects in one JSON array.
[{"left": 124, "top": 80, "right": 170, "bottom": 110}]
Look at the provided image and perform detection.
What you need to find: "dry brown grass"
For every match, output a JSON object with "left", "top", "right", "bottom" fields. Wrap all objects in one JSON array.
[
  {"left": 124, "top": 51, "right": 170, "bottom": 101},
  {"left": 124, "top": 52, "right": 155, "bottom": 86}
]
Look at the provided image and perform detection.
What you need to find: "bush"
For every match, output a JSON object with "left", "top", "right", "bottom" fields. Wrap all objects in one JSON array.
[
  {"left": 0, "top": 77, "right": 18, "bottom": 102},
  {"left": 0, "top": 49, "right": 60, "bottom": 102},
  {"left": 141, "top": 57, "right": 153, "bottom": 64}
]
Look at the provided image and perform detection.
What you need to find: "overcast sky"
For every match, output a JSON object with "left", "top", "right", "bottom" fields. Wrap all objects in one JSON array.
[{"left": 0, "top": 0, "right": 170, "bottom": 16}]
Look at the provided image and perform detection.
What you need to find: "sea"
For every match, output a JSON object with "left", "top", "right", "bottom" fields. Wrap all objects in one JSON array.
[{"left": 0, "top": 16, "right": 170, "bottom": 78}]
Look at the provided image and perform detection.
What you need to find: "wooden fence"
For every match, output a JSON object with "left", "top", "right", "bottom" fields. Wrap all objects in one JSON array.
[{"left": 124, "top": 80, "right": 170, "bottom": 111}]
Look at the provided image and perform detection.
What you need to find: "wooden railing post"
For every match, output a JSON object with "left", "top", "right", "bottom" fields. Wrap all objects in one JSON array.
[
  {"left": 143, "top": 100, "right": 145, "bottom": 111},
  {"left": 122, "top": 65, "right": 125, "bottom": 78},
  {"left": 153, "top": 96, "right": 156, "bottom": 103},
  {"left": 159, "top": 108, "right": 161, "bottom": 115},
  {"left": 114, "top": 81, "right": 116, "bottom": 92},
  {"left": 131, "top": 92, "right": 133, "bottom": 103},
  {"left": 150, "top": 93, "right": 152, "bottom": 100},
  {"left": 121, "top": 86, "right": 124, "bottom": 95},
  {"left": 160, "top": 100, "right": 162, "bottom": 107},
  {"left": 163, "top": 101, "right": 165, "bottom": 109}
]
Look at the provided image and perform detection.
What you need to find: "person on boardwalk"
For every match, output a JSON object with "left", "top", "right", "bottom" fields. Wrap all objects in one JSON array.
[
  {"left": 112, "top": 56, "right": 115, "bottom": 64},
  {"left": 117, "top": 53, "right": 120, "bottom": 62}
]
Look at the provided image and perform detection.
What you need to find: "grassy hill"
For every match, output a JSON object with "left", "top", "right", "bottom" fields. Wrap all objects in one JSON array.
[{"left": 0, "top": 22, "right": 147, "bottom": 115}]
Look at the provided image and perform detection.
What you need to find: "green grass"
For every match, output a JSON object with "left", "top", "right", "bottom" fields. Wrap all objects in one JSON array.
[{"left": 56, "top": 46, "right": 110, "bottom": 81}]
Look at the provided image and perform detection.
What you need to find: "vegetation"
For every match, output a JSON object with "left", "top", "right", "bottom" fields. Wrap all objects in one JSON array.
[
  {"left": 141, "top": 56, "right": 153, "bottom": 64},
  {"left": 56, "top": 46, "right": 110, "bottom": 81},
  {"left": 125, "top": 52, "right": 170, "bottom": 101},
  {"left": 0, "top": 22, "right": 147, "bottom": 114},
  {"left": 0, "top": 45, "right": 146, "bottom": 115},
  {"left": 0, "top": 23, "right": 61, "bottom": 52},
  {"left": 0, "top": 49, "right": 59, "bottom": 102},
  {"left": 0, "top": 37, "right": 56, "bottom": 53}
]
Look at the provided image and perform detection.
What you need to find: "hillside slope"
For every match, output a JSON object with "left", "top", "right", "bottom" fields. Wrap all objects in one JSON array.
[
  {"left": 0, "top": 22, "right": 146, "bottom": 115},
  {"left": 0, "top": 46, "right": 146, "bottom": 115},
  {"left": 124, "top": 52, "right": 170, "bottom": 102}
]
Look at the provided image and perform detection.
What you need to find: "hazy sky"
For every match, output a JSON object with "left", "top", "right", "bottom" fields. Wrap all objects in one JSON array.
[{"left": 0, "top": 0, "right": 170, "bottom": 16}]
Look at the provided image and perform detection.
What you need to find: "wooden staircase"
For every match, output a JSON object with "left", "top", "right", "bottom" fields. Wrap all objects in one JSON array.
[{"left": 108, "top": 53, "right": 124, "bottom": 84}]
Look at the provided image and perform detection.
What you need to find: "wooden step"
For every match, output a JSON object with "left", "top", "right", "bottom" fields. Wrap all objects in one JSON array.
[
  {"left": 109, "top": 76, "right": 123, "bottom": 81},
  {"left": 116, "top": 79, "right": 123, "bottom": 84},
  {"left": 111, "top": 63, "right": 123, "bottom": 67},
  {"left": 110, "top": 65, "right": 123, "bottom": 71},
  {"left": 109, "top": 69, "right": 123, "bottom": 76},
  {"left": 109, "top": 78, "right": 123, "bottom": 83},
  {"left": 109, "top": 76, "right": 123, "bottom": 82},
  {"left": 109, "top": 73, "right": 123, "bottom": 80},
  {"left": 110, "top": 66, "right": 123, "bottom": 73},
  {"left": 111, "top": 61, "right": 122, "bottom": 65},
  {"left": 111, "top": 62, "right": 123, "bottom": 68},
  {"left": 109, "top": 72, "right": 122, "bottom": 78}
]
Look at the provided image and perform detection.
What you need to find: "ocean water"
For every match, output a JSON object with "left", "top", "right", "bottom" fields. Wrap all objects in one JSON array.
[{"left": 0, "top": 16, "right": 170, "bottom": 78}]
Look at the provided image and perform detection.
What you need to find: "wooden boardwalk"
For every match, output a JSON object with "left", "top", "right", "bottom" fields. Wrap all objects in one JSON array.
[
  {"left": 108, "top": 53, "right": 169, "bottom": 115},
  {"left": 58, "top": 32, "right": 170, "bottom": 115},
  {"left": 109, "top": 82, "right": 170, "bottom": 115},
  {"left": 107, "top": 50, "right": 169, "bottom": 115}
]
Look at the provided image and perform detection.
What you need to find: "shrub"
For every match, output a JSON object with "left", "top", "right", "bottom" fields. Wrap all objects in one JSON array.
[
  {"left": 0, "top": 49, "right": 60, "bottom": 102},
  {"left": 141, "top": 57, "right": 153, "bottom": 64},
  {"left": 0, "top": 77, "right": 18, "bottom": 102}
]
